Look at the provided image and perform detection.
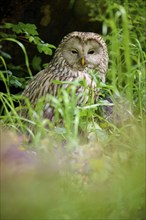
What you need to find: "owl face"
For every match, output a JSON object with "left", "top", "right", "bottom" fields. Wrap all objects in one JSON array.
[{"left": 61, "top": 32, "right": 108, "bottom": 73}]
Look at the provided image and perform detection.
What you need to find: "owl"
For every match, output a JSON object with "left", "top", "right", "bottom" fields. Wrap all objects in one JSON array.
[{"left": 22, "top": 31, "right": 108, "bottom": 119}]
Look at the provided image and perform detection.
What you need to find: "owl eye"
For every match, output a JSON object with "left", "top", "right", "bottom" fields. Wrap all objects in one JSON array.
[
  {"left": 71, "top": 49, "right": 78, "bottom": 54},
  {"left": 88, "top": 50, "right": 95, "bottom": 55}
]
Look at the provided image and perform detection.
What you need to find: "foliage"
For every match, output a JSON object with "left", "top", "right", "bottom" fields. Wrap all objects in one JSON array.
[
  {"left": 0, "top": 22, "right": 55, "bottom": 90},
  {"left": 85, "top": 0, "right": 146, "bottom": 47},
  {"left": 0, "top": 0, "right": 146, "bottom": 219},
  {"left": 85, "top": 0, "right": 146, "bottom": 113},
  {"left": 1, "top": 22, "right": 56, "bottom": 55}
]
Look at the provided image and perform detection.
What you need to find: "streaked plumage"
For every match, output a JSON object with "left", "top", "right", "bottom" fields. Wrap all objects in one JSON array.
[{"left": 22, "top": 31, "right": 108, "bottom": 119}]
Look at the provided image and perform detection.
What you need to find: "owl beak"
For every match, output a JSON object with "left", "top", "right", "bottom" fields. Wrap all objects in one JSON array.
[{"left": 81, "top": 57, "right": 85, "bottom": 66}]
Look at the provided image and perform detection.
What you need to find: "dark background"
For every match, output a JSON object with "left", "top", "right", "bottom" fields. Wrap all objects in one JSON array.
[{"left": 0, "top": 0, "right": 102, "bottom": 47}]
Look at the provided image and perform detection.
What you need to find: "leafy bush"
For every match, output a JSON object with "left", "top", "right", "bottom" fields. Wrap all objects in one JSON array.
[{"left": 0, "top": 22, "right": 55, "bottom": 90}]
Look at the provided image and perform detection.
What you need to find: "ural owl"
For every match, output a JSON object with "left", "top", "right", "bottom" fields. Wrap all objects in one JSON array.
[{"left": 22, "top": 32, "right": 108, "bottom": 119}]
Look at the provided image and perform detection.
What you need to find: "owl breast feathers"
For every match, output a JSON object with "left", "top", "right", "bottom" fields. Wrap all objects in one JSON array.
[{"left": 22, "top": 31, "right": 108, "bottom": 119}]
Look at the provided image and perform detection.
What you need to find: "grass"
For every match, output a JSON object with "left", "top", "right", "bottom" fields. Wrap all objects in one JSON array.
[{"left": 0, "top": 1, "right": 146, "bottom": 219}]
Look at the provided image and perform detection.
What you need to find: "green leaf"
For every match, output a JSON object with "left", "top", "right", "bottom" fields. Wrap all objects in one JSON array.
[
  {"left": 0, "top": 50, "right": 12, "bottom": 59},
  {"left": 23, "top": 23, "right": 38, "bottom": 36},
  {"left": 28, "top": 36, "right": 35, "bottom": 43},
  {"left": 3, "top": 23, "right": 14, "bottom": 29},
  {"left": 13, "top": 22, "right": 38, "bottom": 35},
  {"left": 37, "top": 44, "right": 54, "bottom": 55},
  {"left": 78, "top": 101, "right": 113, "bottom": 110},
  {"left": 9, "top": 75, "right": 27, "bottom": 88},
  {"left": 32, "top": 36, "right": 41, "bottom": 44},
  {"left": 3, "top": 22, "right": 39, "bottom": 36},
  {"left": 47, "top": 44, "right": 56, "bottom": 49},
  {"left": 32, "top": 56, "right": 42, "bottom": 71}
]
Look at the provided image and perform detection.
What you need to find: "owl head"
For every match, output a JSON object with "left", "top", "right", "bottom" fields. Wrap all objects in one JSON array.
[{"left": 53, "top": 31, "right": 108, "bottom": 82}]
